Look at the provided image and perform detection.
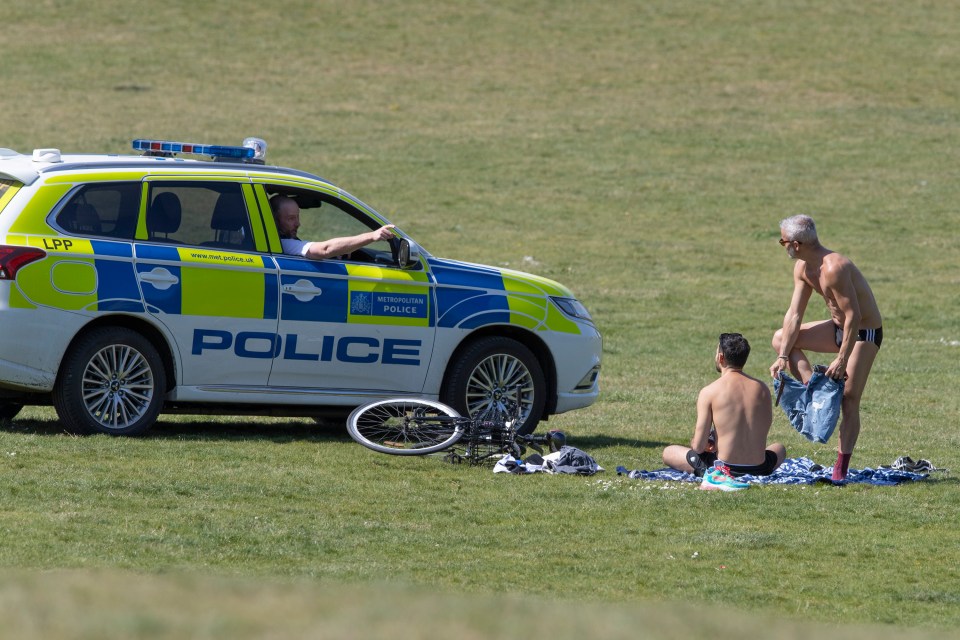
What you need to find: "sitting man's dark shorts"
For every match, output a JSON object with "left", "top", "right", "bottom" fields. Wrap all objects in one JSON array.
[{"left": 686, "top": 449, "right": 780, "bottom": 477}]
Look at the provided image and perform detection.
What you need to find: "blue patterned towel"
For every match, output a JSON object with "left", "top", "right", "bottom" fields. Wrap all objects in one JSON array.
[{"left": 615, "top": 457, "right": 929, "bottom": 486}]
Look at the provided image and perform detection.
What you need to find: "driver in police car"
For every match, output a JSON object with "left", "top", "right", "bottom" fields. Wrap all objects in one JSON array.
[{"left": 269, "top": 195, "right": 394, "bottom": 259}]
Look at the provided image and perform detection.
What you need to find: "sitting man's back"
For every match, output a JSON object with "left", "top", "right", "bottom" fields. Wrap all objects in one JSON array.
[
  {"left": 703, "top": 361, "right": 773, "bottom": 467},
  {"left": 662, "top": 333, "right": 785, "bottom": 477}
]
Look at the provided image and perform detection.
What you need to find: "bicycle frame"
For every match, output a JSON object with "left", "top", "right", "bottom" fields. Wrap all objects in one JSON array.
[{"left": 347, "top": 386, "right": 565, "bottom": 464}]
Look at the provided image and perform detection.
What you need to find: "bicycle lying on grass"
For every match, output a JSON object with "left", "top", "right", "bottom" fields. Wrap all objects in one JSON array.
[{"left": 347, "top": 391, "right": 566, "bottom": 465}]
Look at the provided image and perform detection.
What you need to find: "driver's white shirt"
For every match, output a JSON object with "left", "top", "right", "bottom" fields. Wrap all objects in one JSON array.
[{"left": 280, "top": 238, "right": 312, "bottom": 257}]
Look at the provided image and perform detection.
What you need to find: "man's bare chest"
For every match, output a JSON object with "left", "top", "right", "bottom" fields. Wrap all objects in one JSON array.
[{"left": 801, "top": 268, "right": 829, "bottom": 298}]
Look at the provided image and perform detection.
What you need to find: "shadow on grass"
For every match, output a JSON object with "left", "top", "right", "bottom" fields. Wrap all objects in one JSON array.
[
  {"left": 565, "top": 433, "right": 670, "bottom": 450},
  {"left": 2, "top": 417, "right": 668, "bottom": 449},
  {"left": 150, "top": 419, "right": 354, "bottom": 444},
  {"left": 0, "top": 416, "right": 71, "bottom": 437},
  {"left": 0, "top": 415, "right": 354, "bottom": 444}
]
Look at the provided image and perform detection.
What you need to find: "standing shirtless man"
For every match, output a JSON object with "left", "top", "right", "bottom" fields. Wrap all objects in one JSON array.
[
  {"left": 663, "top": 333, "right": 786, "bottom": 480},
  {"left": 770, "top": 215, "right": 883, "bottom": 480}
]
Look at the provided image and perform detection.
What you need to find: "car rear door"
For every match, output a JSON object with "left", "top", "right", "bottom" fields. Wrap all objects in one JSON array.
[{"left": 135, "top": 178, "right": 279, "bottom": 387}]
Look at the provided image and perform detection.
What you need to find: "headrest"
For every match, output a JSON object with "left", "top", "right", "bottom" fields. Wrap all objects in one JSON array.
[
  {"left": 210, "top": 192, "right": 246, "bottom": 231},
  {"left": 149, "top": 192, "right": 182, "bottom": 234}
]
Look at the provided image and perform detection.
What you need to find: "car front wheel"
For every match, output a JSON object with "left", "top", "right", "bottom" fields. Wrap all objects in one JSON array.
[
  {"left": 53, "top": 327, "right": 166, "bottom": 436},
  {"left": 442, "top": 336, "right": 546, "bottom": 435}
]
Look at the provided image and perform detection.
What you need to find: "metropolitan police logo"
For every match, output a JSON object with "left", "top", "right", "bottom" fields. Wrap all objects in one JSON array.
[
  {"left": 350, "top": 291, "right": 428, "bottom": 318},
  {"left": 350, "top": 292, "right": 373, "bottom": 315}
]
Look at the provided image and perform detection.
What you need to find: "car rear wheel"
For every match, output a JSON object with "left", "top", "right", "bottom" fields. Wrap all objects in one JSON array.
[
  {"left": 53, "top": 327, "right": 166, "bottom": 436},
  {"left": 442, "top": 336, "right": 546, "bottom": 435}
]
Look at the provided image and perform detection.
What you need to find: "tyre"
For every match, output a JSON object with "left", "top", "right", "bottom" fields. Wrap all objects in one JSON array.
[
  {"left": 53, "top": 327, "right": 166, "bottom": 436},
  {"left": 347, "top": 398, "right": 463, "bottom": 455},
  {"left": 442, "top": 336, "right": 546, "bottom": 435},
  {"left": 0, "top": 403, "right": 23, "bottom": 421}
]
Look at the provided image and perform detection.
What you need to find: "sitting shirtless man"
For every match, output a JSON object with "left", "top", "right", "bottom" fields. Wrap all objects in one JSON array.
[{"left": 662, "top": 333, "right": 786, "bottom": 477}]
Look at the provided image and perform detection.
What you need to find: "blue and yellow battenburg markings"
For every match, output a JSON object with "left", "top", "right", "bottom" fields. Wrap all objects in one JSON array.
[
  {"left": 273, "top": 256, "right": 349, "bottom": 323},
  {"left": 91, "top": 241, "right": 143, "bottom": 312},
  {"left": 345, "top": 264, "right": 431, "bottom": 328},
  {"left": 272, "top": 257, "right": 433, "bottom": 327},
  {"left": 136, "top": 244, "right": 277, "bottom": 319},
  {"left": 5, "top": 237, "right": 576, "bottom": 335},
  {"left": 4, "top": 235, "right": 142, "bottom": 312},
  {"left": 428, "top": 258, "right": 579, "bottom": 334}
]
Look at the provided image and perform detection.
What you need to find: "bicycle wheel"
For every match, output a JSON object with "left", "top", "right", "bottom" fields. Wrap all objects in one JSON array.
[{"left": 347, "top": 398, "right": 464, "bottom": 455}]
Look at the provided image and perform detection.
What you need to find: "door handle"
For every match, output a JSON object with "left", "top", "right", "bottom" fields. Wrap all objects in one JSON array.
[
  {"left": 139, "top": 267, "right": 179, "bottom": 290},
  {"left": 282, "top": 279, "right": 323, "bottom": 302}
]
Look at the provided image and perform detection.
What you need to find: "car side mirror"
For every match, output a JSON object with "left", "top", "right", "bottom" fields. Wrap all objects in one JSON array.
[{"left": 398, "top": 238, "right": 421, "bottom": 269}]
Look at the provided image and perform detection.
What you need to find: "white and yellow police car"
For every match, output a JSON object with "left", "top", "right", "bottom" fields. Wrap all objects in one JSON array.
[{"left": 0, "top": 139, "right": 600, "bottom": 435}]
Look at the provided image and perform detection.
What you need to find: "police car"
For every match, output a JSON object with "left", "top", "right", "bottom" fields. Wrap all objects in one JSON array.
[{"left": 0, "top": 138, "right": 601, "bottom": 436}]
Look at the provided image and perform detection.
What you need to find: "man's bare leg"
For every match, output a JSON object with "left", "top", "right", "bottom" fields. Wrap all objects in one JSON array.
[
  {"left": 662, "top": 445, "right": 698, "bottom": 473},
  {"left": 772, "top": 319, "right": 874, "bottom": 479},
  {"left": 772, "top": 320, "right": 837, "bottom": 383},
  {"left": 833, "top": 340, "right": 880, "bottom": 478},
  {"left": 767, "top": 443, "right": 787, "bottom": 469}
]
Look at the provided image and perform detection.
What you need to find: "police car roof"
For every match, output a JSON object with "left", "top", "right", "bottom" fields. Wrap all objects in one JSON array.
[
  {"left": 0, "top": 148, "right": 50, "bottom": 184},
  {"left": 0, "top": 149, "right": 328, "bottom": 186}
]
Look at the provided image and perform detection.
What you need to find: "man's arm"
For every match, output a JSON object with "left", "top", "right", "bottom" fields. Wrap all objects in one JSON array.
[
  {"left": 689, "top": 387, "right": 714, "bottom": 454},
  {"left": 821, "top": 261, "right": 861, "bottom": 380},
  {"left": 770, "top": 262, "right": 813, "bottom": 378},
  {"left": 302, "top": 225, "right": 395, "bottom": 260}
]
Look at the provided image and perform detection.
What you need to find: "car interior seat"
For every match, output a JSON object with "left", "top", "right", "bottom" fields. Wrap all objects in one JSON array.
[
  {"left": 57, "top": 201, "right": 102, "bottom": 236},
  {"left": 74, "top": 204, "right": 102, "bottom": 235},
  {"left": 148, "top": 192, "right": 182, "bottom": 242},
  {"left": 204, "top": 192, "right": 253, "bottom": 250}
]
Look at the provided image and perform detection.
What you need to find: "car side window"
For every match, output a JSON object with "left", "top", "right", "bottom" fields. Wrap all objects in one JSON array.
[
  {"left": 147, "top": 182, "right": 253, "bottom": 250},
  {"left": 266, "top": 186, "right": 393, "bottom": 262},
  {"left": 298, "top": 199, "right": 379, "bottom": 247},
  {"left": 56, "top": 182, "right": 141, "bottom": 240}
]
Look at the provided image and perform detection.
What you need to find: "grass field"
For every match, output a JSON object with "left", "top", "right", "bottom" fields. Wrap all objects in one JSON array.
[{"left": 2, "top": 0, "right": 960, "bottom": 637}]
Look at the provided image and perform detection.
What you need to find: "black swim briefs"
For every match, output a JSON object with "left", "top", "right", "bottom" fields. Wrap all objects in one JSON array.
[
  {"left": 687, "top": 449, "right": 780, "bottom": 477},
  {"left": 834, "top": 324, "right": 883, "bottom": 349},
  {"left": 725, "top": 450, "right": 780, "bottom": 477}
]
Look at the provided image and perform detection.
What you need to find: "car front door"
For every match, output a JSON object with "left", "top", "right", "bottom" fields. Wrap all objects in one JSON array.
[{"left": 256, "top": 184, "right": 436, "bottom": 397}]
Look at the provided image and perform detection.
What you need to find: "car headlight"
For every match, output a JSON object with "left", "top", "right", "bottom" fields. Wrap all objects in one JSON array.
[{"left": 550, "top": 296, "right": 593, "bottom": 323}]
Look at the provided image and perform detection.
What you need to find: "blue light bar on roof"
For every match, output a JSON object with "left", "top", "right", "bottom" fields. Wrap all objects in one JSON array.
[{"left": 132, "top": 139, "right": 255, "bottom": 159}]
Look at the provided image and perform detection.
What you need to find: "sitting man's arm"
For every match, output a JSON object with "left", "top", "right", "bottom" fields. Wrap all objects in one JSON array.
[
  {"left": 301, "top": 224, "right": 395, "bottom": 260},
  {"left": 689, "top": 387, "right": 715, "bottom": 454}
]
